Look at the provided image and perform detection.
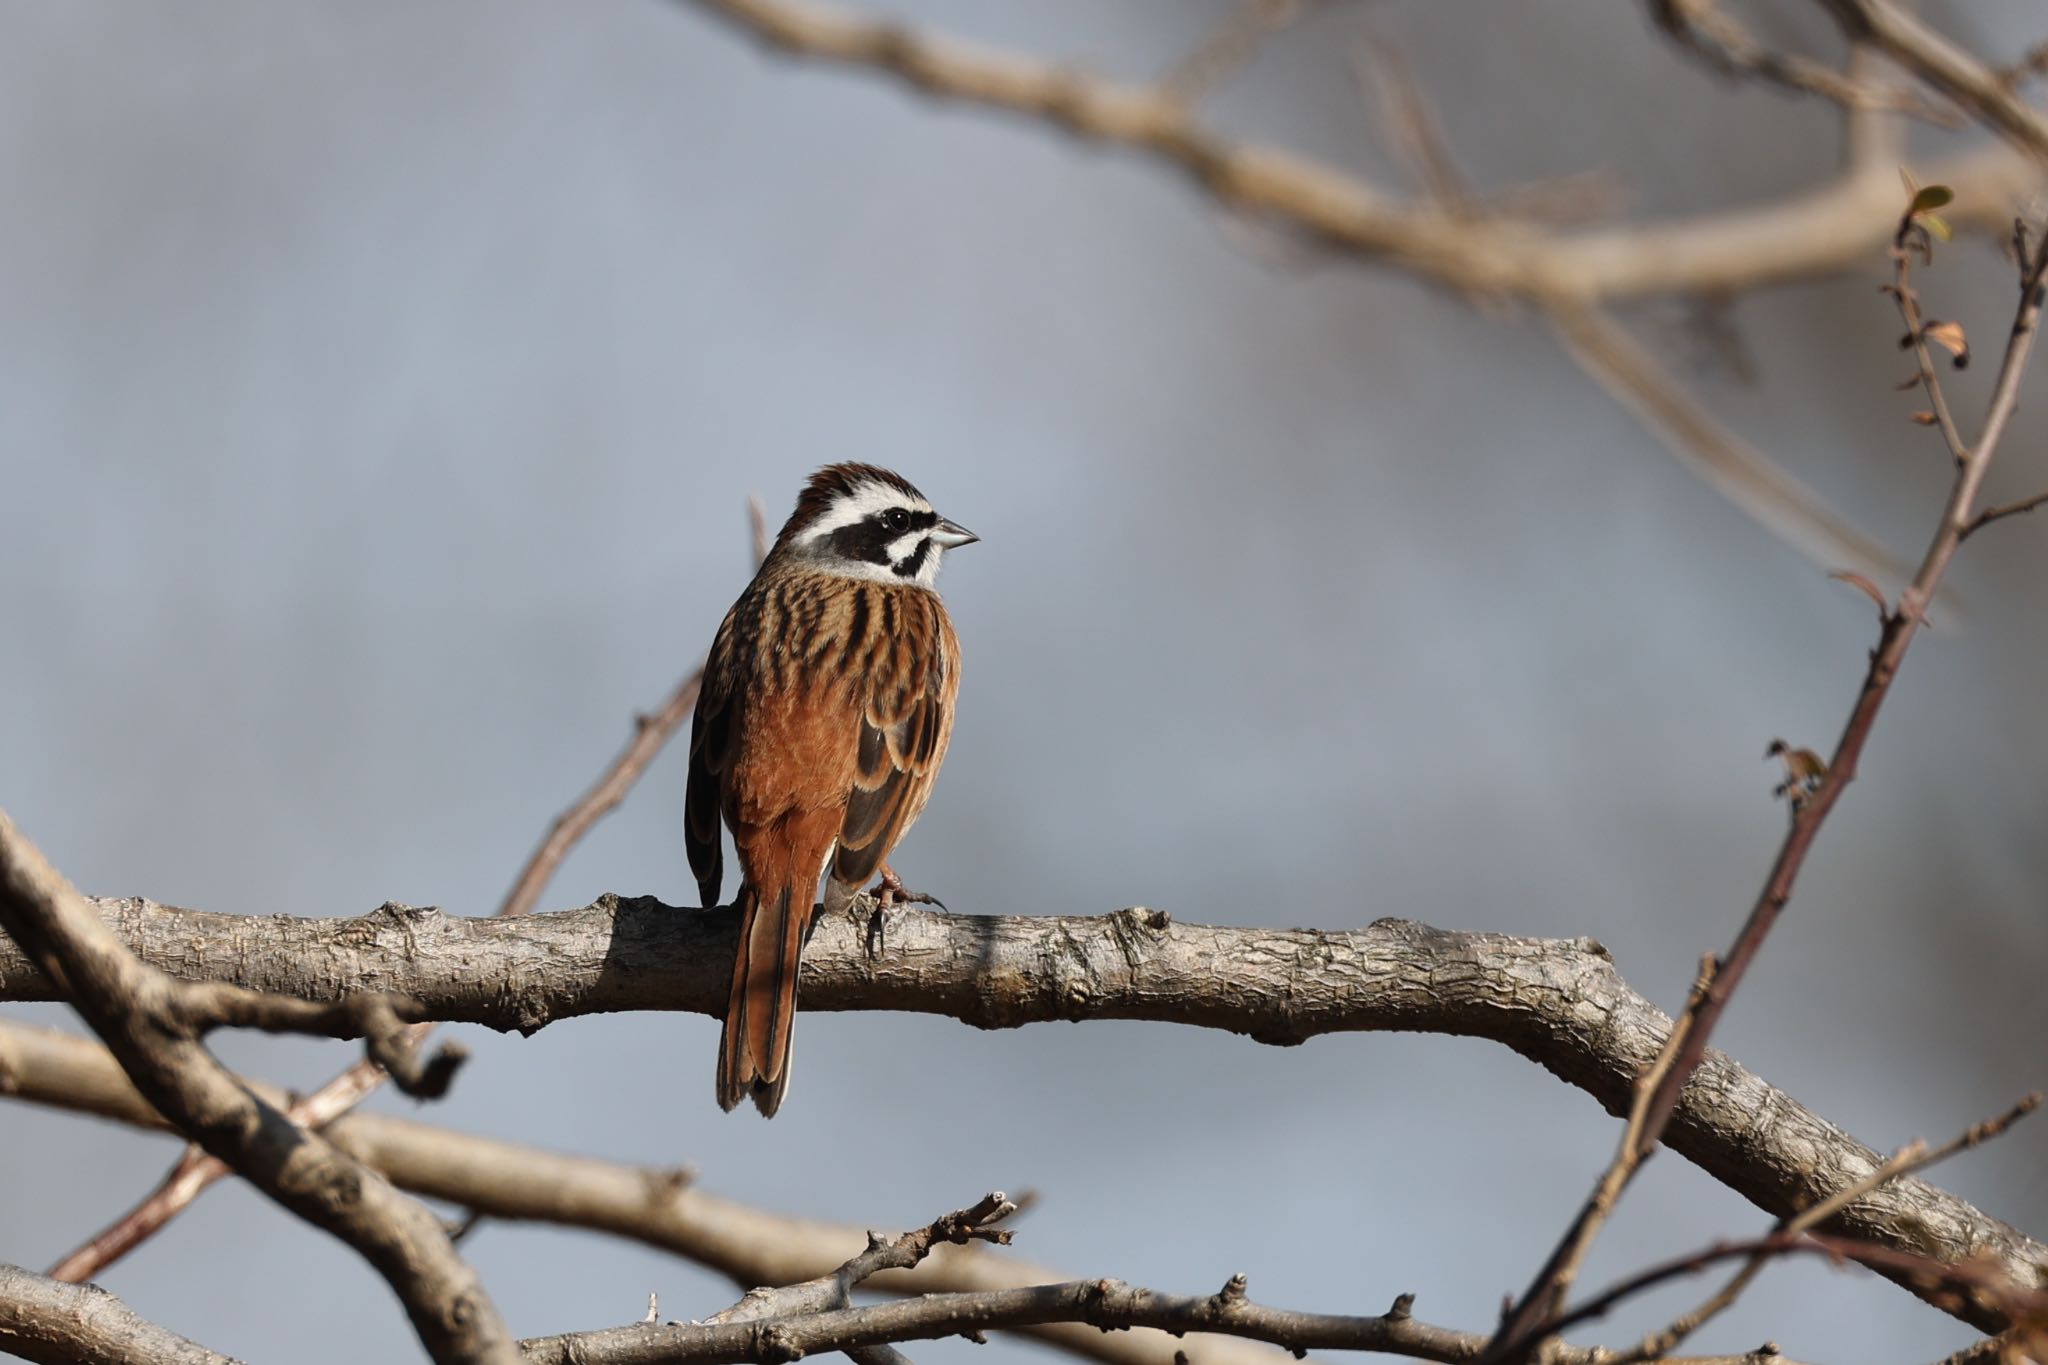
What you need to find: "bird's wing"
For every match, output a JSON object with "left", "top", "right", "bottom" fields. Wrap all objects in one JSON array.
[
  {"left": 832, "top": 589, "right": 959, "bottom": 889},
  {"left": 685, "top": 605, "right": 739, "bottom": 909}
]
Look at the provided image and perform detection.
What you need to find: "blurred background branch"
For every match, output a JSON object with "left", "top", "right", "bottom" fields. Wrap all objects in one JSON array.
[{"left": 681, "top": 0, "right": 2047, "bottom": 586}]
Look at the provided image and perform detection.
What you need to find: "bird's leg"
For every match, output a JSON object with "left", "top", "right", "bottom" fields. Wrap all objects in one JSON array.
[{"left": 870, "top": 863, "right": 946, "bottom": 912}]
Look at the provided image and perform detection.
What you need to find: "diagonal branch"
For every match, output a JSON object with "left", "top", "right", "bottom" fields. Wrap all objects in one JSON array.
[
  {"left": 1648, "top": 0, "right": 1959, "bottom": 121},
  {"left": 680, "top": 0, "right": 2041, "bottom": 303},
  {"left": 1486, "top": 211, "right": 2048, "bottom": 1365},
  {"left": 1, "top": 1023, "right": 1811, "bottom": 1365},
  {"left": 3, "top": 895, "right": 2042, "bottom": 1329},
  {"left": 47, "top": 504, "right": 767, "bottom": 1285},
  {"left": 0, "top": 812, "right": 519, "bottom": 1365},
  {"left": 1814, "top": 0, "right": 2048, "bottom": 161}
]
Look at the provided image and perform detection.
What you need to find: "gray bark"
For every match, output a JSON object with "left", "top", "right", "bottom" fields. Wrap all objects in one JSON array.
[{"left": 1, "top": 894, "right": 2041, "bottom": 1329}]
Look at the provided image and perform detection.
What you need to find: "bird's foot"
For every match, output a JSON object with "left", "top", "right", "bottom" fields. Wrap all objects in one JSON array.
[
  {"left": 872, "top": 871, "right": 950, "bottom": 957},
  {"left": 869, "top": 864, "right": 946, "bottom": 912}
]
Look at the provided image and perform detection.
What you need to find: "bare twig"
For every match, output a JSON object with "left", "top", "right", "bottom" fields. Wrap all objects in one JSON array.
[
  {"left": 1887, "top": 212, "right": 1972, "bottom": 466},
  {"left": 1619, "top": 1093, "right": 2042, "bottom": 1361},
  {"left": 1483, "top": 954, "right": 1719, "bottom": 1342},
  {"left": 1486, "top": 211, "right": 2048, "bottom": 1363},
  {"left": 1814, "top": 0, "right": 2048, "bottom": 161},
  {"left": 680, "top": 0, "right": 2040, "bottom": 303},
  {"left": 1963, "top": 487, "right": 2048, "bottom": 537},
  {"left": 0, "top": 1264, "right": 242, "bottom": 1365},
  {"left": 1550, "top": 302, "right": 1901, "bottom": 585},
  {"left": 1649, "top": 0, "right": 1959, "bottom": 122},
  {"left": 5, "top": 899, "right": 2043, "bottom": 1329},
  {"left": 520, "top": 1273, "right": 1815, "bottom": 1365},
  {"left": 0, "top": 1023, "right": 1263, "bottom": 1365},
  {"left": 1160, "top": 0, "right": 1306, "bottom": 107},
  {"left": 48, "top": 502, "right": 768, "bottom": 1283},
  {"left": 8, "top": 1022, "right": 1833, "bottom": 1365},
  {"left": 0, "top": 812, "right": 518, "bottom": 1364},
  {"left": 1354, "top": 37, "right": 1473, "bottom": 218},
  {"left": 1557, "top": 1230, "right": 2048, "bottom": 1348},
  {"left": 707, "top": 1193, "right": 1017, "bottom": 1327},
  {"left": 679, "top": 0, "right": 2047, "bottom": 589}
]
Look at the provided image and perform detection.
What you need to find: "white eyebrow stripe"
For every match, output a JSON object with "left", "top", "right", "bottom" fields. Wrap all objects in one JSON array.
[{"left": 798, "top": 483, "right": 935, "bottom": 541}]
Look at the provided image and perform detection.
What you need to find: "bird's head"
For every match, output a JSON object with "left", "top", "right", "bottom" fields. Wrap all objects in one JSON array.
[{"left": 776, "top": 463, "right": 977, "bottom": 588}]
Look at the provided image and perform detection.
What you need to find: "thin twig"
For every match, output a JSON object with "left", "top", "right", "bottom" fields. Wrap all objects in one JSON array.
[
  {"left": 520, "top": 1273, "right": 1816, "bottom": 1365},
  {"left": 1160, "top": 0, "right": 1305, "bottom": 107},
  {"left": 1486, "top": 212, "right": 2048, "bottom": 1364},
  {"left": 1814, "top": 0, "right": 2048, "bottom": 161},
  {"left": 1618, "top": 1093, "right": 2041, "bottom": 1360},
  {"left": 1963, "top": 487, "right": 2048, "bottom": 537},
  {"left": 707, "top": 1193, "right": 1018, "bottom": 1328},
  {"left": 681, "top": 0, "right": 2048, "bottom": 584},
  {"left": 1649, "top": 0, "right": 1959, "bottom": 122},
  {"left": 1550, "top": 301, "right": 1904, "bottom": 592},
  {"left": 1887, "top": 219, "right": 1972, "bottom": 467}
]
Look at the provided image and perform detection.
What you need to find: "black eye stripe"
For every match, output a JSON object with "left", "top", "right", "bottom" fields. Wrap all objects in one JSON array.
[{"left": 870, "top": 507, "right": 936, "bottom": 533}]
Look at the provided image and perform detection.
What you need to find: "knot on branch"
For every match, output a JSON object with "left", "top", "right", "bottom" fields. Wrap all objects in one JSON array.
[{"left": 754, "top": 1321, "right": 805, "bottom": 1365}]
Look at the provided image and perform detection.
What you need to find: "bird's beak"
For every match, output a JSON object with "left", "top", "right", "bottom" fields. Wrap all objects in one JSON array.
[{"left": 931, "top": 519, "right": 979, "bottom": 549}]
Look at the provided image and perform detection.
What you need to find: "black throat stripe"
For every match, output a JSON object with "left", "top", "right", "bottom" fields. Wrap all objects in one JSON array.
[{"left": 893, "top": 537, "right": 933, "bottom": 579}]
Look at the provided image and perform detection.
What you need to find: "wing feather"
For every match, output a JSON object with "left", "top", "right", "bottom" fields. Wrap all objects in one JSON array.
[
  {"left": 832, "top": 592, "right": 957, "bottom": 889},
  {"left": 686, "top": 610, "right": 739, "bottom": 909}
]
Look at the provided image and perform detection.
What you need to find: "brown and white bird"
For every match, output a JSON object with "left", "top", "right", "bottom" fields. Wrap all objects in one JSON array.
[{"left": 686, "top": 464, "right": 976, "bottom": 1116}]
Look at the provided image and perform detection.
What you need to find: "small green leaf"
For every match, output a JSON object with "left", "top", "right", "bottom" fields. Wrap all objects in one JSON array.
[
  {"left": 1923, "top": 212, "right": 1953, "bottom": 241},
  {"left": 1910, "top": 184, "right": 1954, "bottom": 213}
]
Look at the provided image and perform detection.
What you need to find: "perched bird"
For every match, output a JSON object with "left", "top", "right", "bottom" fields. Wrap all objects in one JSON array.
[{"left": 686, "top": 464, "right": 976, "bottom": 1116}]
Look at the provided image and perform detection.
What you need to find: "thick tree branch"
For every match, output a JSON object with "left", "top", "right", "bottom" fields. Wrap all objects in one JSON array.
[
  {"left": 0, "top": 1265, "right": 240, "bottom": 1365},
  {"left": 3, "top": 894, "right": 2042, "bottom": 1328},
  {"left": 0, "top": 814, "right": 518, "bottom": 1365}
]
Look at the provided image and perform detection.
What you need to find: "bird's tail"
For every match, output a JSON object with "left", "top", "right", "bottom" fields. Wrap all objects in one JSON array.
[{"left": 717, "top": 881, "right": 805, "bottom": 1116}]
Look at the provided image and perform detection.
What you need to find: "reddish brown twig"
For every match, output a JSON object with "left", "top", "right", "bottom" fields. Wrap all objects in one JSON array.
[
  {"left": 1484, "top": 209, "right": 2048, "bottom": 1364},
  {"left": 47, "top": 502, "right": 765, "bottom": 1284},
  {"left": 1610, "top": 1092, "right": 2041, "bottom": 1362}
]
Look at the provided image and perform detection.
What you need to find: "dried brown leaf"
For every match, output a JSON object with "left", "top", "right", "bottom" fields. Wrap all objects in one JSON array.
[
  {"left": 1910, "top": 410, "right": 1939, "bottom": 424},
  {"left": 1828, "top": 570, "right": 1889, "bottom": 615},
  {"left": 1925, "top": 319, "right": 1971, "bottom": 367}
]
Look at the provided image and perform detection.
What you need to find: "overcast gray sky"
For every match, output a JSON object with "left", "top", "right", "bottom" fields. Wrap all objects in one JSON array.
[{"left": 4, "top": 3, "right": 2047, "bottom": 1362}]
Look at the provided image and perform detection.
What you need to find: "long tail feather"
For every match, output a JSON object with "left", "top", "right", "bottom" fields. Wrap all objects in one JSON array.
[{"left": 717, "top": 883, "right": 805, "bottom": 1116}]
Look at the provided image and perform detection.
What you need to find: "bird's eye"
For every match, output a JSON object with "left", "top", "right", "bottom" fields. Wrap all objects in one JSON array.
[{"left": 881, "top": 508, "right": 911, "bottom": 533}]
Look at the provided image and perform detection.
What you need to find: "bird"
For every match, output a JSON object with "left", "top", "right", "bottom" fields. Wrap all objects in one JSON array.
[{"left": 686, "top": 463, "right": 977, "bottom": 1116}]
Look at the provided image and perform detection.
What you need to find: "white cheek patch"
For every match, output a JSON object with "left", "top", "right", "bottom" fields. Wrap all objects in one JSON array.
[
  {"left": 885, "top": 530, "right": 926, "bottom": 562},
  {"left": 799, "top": 484, "right": 935, "bottom": 542}
]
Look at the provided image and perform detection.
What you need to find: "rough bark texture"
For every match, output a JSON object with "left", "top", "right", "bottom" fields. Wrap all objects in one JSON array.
[
  {"left": 1, "top": 895, "right": 2041, "bottom": 1328},
  {"left": 0, "top": 1264, "right": 243, "bottom": 1365}
]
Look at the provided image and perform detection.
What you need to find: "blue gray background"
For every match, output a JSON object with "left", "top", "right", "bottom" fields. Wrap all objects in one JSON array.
[{"left": 4, "top": 3, "right": 2046, "bottom": 1361}]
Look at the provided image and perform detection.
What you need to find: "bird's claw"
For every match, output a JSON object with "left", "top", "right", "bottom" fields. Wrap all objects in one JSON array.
[{"left": 869, "top": 866, "right": 946, "bottom": 913}]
